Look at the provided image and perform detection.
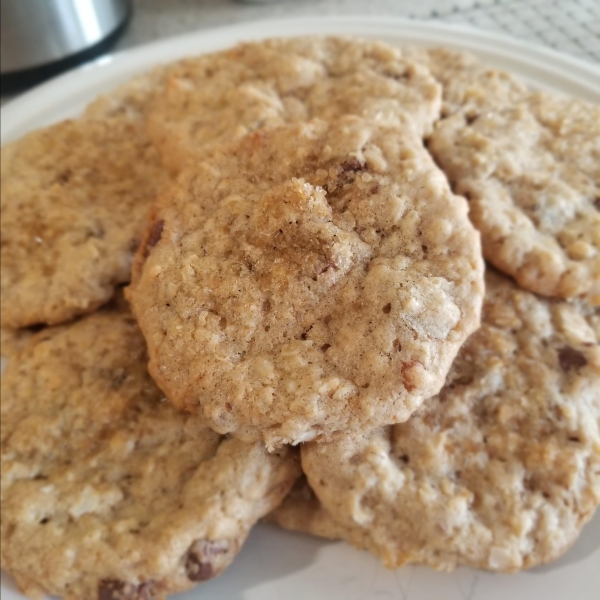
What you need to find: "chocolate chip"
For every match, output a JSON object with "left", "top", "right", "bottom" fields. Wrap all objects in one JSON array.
[
  {"left": 56, "top": 169, "right": 72, "bottom": 185},
  {"left": 558, "top": 346, "right": 588, "bottom": 371},
  {"left": 340, "top": 157, "right": 363, "bottom": 172},
  {"left": 452, "top": 374, "right": 474, "bottom": 387},
  {"left": 146, "top": 220, "right": 164, "bottom": 251},
  {"left": 595, "top": 197, "right": 600, "bottom": 210},
  {"left": 139, "top": 220, "right": 165, "bottom": 264},
  {"left": 186, "top": 555, "right": 214, "bottom": 582},
  {"left": 98, "top": 579, "right": 154, "bottom": 600},
  {"left": 465, "top": 113, "right": 480, "bottom": 125},
  {"left": 185, "top": 540, "right": 232, "bottom": 582}
]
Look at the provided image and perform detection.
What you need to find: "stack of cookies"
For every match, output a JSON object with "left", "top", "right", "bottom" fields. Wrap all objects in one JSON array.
[{"left": 1, "top": 37, "right": 599, "bottom": 600}]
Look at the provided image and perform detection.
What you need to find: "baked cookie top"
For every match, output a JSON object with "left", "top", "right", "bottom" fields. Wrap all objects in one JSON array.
[
  {"left": 128, "top": 116, "right": 484, "bottom": 448},
  {"left": 0, "top": 307, "right": 299, "bottom": 600},
  {"left": 0, "top": 117, "right": 169, "bottom": 328},
  {"left": 301, "top": 269, "right": 600, "bottom": 572},
  {"left": 1, "top": 327, "right": 36, "bottom": 362},
  {"left": 402, "top": 46, "right": 528, "bottom": 117},
  {"left": 428, "top": 84, "right": 600, "bottom": 305},
  {"left": 145, "top": 36, "right": 441, "bottom": 173},
  {"left": 84, "top": 67, "right": 167, "bottom": 122}
]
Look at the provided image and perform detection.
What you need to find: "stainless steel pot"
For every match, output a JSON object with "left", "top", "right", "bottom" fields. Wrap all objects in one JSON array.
[{"left": 1, "top": 0, "right": 130, "bottom": 88}]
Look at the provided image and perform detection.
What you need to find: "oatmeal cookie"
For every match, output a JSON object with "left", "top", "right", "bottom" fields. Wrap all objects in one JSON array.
[
  {"left": 402, "top": 46, "right": 527, "bottom": 116},
  {"left": 1, "top": 117, "right": 169, "bottom": 328},
  {"left": 84, "top": 67, "right": 167, "bottom": 121},
  {"left": 1, "top": 327, "right": 35, "bottom": 361},
  {"left": 300, "top": 269, "right": 600, "bottom": 572},
  {"left": 0, "top": 307, "right": 300, "bottom": 600},
  {"left": 428, "top": 83, "right": 600, "bottom": 304},
  {"left": 146, "top": 37, "right": 441, "bottom": 173},
  {"left": 128, "top": 116, "right": 484, "bottom": 448}
]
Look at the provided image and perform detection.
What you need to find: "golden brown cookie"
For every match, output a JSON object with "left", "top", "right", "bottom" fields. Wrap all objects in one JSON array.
[
  {"left": 0, "top": 307, "right": 300, "bottom": 600},
  {"left": 0, "top": 116, "right": 169, "bottom": 328},
  {"left": 128, "top": 116, "right": 484, "bottom": 448},
  {"left": 146, "top": 37, "right": 441, "bottom": 173},
  {"left": 415, "top": 46, "right": 600, "bottom": 305},
  {"left": 299, "top": 270, "right": 600, "bottom": 572},
  {"left": 402, "top": 46, "right": 528, "bottom": 117},
  {"left": 84, "top": 67, "right": 167, "bottom": 122}
]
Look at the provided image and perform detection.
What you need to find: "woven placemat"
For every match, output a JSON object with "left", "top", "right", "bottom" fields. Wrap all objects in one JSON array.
[{"left": 430, "top": 0, "right": 599, "bottom": 62}]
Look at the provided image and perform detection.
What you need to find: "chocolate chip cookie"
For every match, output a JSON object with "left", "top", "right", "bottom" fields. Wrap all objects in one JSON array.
[
  {"left": 297, "top": 269, "right": 600, "bottom": 571},
  {"left": 146, "top": 37, "right": 441, "bottom": 173},
  {"left": 127, "top": 116, "right": 484, "bottom": 448},
  {"left": 0, "top": 116, "right": 169, "bottom": 328},
  {"left": 1, "top": 306, "right": 300, "bottom": 599}
]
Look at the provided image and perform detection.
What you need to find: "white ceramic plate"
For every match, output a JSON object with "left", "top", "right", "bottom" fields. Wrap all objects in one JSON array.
[{"left": 2, "top": 16, "right": 599, "bottom": 600}]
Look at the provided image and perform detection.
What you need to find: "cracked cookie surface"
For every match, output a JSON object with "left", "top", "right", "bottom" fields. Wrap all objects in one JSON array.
[
  {"left": 128, "top": 116, "right": 484, "bottom": 448},
  {"left": 299, "top": 270, "right": 600, "bottom": 572},
  {"left": 0, "top": 306, "right": 299, "bottom": 600}
]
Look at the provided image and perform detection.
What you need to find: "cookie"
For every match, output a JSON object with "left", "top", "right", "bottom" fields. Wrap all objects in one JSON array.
[
  {"left": 428, "top": 85, "right": 600, "bottom": 305},
  {"left": 84, "top": 67, "right": 167, "bottom": 121},
  {"left": 1, "top": 116, "right": 169, "bottom": 328},
  {"left": 402, "top": 46, "right": 527, "bottom": 117},
  {"left": 146, "top": 37, "right": 441, "bottom": 173},
  {"left": 269, "top": 477, "right": 351, "bottom": 543},
  {"left": 1, "top": 327, "right": 36, "bottom": 361},
  {"left": 0, "top": 306, "right": 300, "bottom": 600},
  {"left": 299, "top": 269, "right": 600, "bottom": 572},
  {"left": 127, "top": 116, "right": 484, "bottom": 448},
  {"left": 588, "top": 309, "right": 600, "bottom": 339}
]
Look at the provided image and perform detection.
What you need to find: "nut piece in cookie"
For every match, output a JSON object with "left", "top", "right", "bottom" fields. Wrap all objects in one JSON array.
[
  {"left": 0, "top": 116, "right": 169, "bottom": 328},
  {"left": 146, "top": 36, "right": 441, "bottom": 173},
  {"left": 128, "top": 116, "right": 484, "bottom": 448},
  {"left": 300, "top": 270, "right": 600, "bottom": 572},
  {"left": 0, "top": 307, "right": 300, "bottom": 600}
]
